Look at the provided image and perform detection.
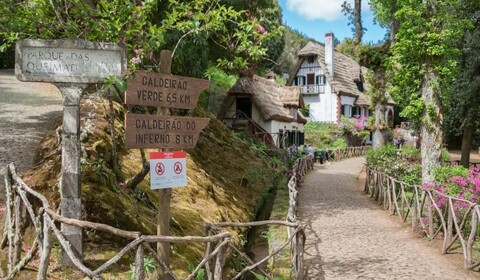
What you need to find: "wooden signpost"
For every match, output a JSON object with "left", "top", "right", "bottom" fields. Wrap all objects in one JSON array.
[
  {"left": 124, "top": 113, "right": 210, "bottom": 149},
  {"left": 125, "top": 70, "right": 210, "bottom": 109},
  {"left": 15, "top": 38, "right": 126, "bottom": 265},
  {"left": 125, "top": 50, "right": 210, "bottom": 277}
]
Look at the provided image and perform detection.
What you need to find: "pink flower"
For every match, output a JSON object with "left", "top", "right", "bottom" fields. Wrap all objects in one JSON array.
[
  {"left": 256, "top": 25, "right": 266, "bottom": 34},
  {"left": 131, "top": 57, "right": 141, "bottom": 64}
]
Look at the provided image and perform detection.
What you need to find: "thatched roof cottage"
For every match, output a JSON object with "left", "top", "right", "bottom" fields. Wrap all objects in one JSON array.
[
  {"left": 287, "top": 33, "right": 394, "bottom": 124},
  {"left": 218, "top": 74, "right": 307, "bottom": 148}
]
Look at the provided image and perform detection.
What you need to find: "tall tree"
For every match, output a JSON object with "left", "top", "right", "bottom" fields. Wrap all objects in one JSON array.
[
  {"left": 342, "top": 0, "right": 363, "bottom": 44},
  {"left": 380, "top": 0, "right": 471, "bottom": 183},
  {"left": 445, "top": 13, "right": 480, "bottom": 167},
  {"left": 357, "top": 43, "right": 391, "bottom": 147},
  {"left": 370, "top": 0, "right": 399, "bottom": 46}
]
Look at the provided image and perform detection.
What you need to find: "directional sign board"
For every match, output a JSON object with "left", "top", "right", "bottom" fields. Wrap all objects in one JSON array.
[
  {"left": 15, "top": 39, "right": 126, "bottom": 83},
  {"left": 125, "top": 70, "right": 210, "bottom": 109},
  {"left": 125, "top": 113, "right": 210, "bottom": 149},
  {"left": 150, "top": 151, "right": 187, "bottom": 189}
]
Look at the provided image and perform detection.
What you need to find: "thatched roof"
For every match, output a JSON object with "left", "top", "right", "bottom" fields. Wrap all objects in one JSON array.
[
  {"left": 278, "top": 86, "right": 304, "bottom": 107},
  {"left": 218, "top": 75, "right": 303, "bottom": 123},
  {"left": 291, "top": 41, "right": 391, "bottom": 106}
]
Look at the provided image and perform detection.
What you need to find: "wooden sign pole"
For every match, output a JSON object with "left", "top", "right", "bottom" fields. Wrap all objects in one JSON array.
[{"left": 157, "top": 50, "right": 172, "bottom": 278}]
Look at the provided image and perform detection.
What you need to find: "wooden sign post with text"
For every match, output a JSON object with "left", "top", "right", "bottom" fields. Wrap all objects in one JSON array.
[
  {"left": 125, "top": 51, "right": 210, "bottom": 277},
  {"left": 15, "top": 39, "right": 126, "bottom": 265}
]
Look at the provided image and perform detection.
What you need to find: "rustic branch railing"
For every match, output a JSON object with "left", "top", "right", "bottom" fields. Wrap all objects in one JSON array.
[
  {"left": 365, "top": 166, "right": 480, "bottom": 270},
  {"left": 1, "top": 163, "right": 232, "bottom": 280},
  {"left": 1, "top": 156, "right": 313, "bottom": 279},
  {"left": 332, "top": 146, "right": 370, "bottom": 161}
]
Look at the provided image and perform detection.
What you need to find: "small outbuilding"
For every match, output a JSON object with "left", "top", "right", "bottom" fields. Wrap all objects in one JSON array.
[{"left": 218, "top": 74, "right": 307, "bottom": 148}]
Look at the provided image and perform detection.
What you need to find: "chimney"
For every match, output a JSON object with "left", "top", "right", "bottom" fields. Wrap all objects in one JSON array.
[{"left": 325, "top": 32, "right": 334, "bottom": 78}]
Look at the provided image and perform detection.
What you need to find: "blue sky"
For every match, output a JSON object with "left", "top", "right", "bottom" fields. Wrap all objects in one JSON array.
[{"left": 278, "top": 0, "right": 387, "bottom": 44}]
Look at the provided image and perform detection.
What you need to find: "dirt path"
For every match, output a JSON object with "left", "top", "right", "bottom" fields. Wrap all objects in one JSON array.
[
  {"left": 299, "top": 158, "right": 480, "bottom": 280},
  {"left": 0, "top": 69, "right": 62, "bottom": 202}
]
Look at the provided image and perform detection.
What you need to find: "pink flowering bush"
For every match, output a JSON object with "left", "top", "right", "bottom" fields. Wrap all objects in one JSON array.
[
  {"left": 353, "top": 115, "right": 368, "bottom": 130},
  {"left": 339, "top": 115, "right": 370, "bottom": 146},
  {"left": 422, "top": 165, "right": 480, "bottom": 205}
]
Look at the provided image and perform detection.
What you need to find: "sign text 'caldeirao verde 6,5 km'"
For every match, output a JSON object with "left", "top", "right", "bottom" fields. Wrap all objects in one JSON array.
[
  {"left": 125, "top": 70, "right": 210, "bottom": 149},
  {"left": 125, "top": 70, "right": 210, "bottom": 109}
]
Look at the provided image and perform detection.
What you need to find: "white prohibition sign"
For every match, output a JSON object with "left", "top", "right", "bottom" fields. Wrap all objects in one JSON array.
[{"left": 174, "top": 161, "right": 183, "bottom": 174}]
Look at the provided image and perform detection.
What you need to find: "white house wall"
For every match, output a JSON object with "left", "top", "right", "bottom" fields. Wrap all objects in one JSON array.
[
  {"left": 293, "top": 59, "right": 338, "bottom": 123},
  {"left": 301, "top": 80, "right": 338, "bottom": 122}
]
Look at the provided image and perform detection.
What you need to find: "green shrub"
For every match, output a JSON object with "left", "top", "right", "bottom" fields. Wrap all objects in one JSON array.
[{"left": 433, "top": 165, "right": 469, "bottom": 185}]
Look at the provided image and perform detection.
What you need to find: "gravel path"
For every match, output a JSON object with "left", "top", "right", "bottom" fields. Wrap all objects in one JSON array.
[
  {"left": 299, "top": 157, "right": 480, "bottom": 280},
  {"left": 0, "top": 69, "right": 63, "bottom": 202}
]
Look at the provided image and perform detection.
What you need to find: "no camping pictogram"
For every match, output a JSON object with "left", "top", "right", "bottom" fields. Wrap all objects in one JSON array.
[
  {"left": 174, "top": 161, "right": 183, "bottom": 174},
  {"left": 155, "top": 162, "right": 165, "bottom": 176}
]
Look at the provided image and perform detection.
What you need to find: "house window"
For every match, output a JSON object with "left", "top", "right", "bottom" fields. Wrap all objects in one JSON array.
[
  {"left": 341, "top": 105, "right": 353, "bottom": 117},
  {"left": 290, "top": 108, "right": 298, "bottom": 119},
  {"left": 315, "top": 75, "right": 326, "bottom": 85},
  {"left": 355, "top": 81, "right": 364, "bottom": 92},
  {"left": 307, "top": 56, "right": 315, "bottom": 64},
  {"left": 352, "top": 106, "right": 360, "bottom": 117},
  {"left": 294, "top": 76, "right": 306, "bottom": 86}
]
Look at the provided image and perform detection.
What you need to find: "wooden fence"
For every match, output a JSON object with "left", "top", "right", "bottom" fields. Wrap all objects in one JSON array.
[
  {"left": 365, "top": 167, "right": 480, "bottom": 269},
  {"left": 1, "top": 156, "right": 312, "bottom": 279},
  {"left": 332, "top": 146, "right": 370, "bottom": 161}
]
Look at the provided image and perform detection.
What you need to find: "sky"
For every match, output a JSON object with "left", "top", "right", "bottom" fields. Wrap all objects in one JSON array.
[{"left": 278, "top": 0, "right": 387, "bottom": 44}]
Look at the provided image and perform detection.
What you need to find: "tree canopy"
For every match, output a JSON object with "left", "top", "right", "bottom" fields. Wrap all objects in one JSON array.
[{"left": 0, "top": 0, "right": 284, "bottom": 77}]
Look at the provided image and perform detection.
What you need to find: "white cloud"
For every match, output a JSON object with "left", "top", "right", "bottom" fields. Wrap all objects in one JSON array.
[{"left": 286, "top": 0, "right": 370, "bottom": 21}]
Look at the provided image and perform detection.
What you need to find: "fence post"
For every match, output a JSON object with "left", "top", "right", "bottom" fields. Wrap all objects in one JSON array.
[
  {"left": 204, "top": 225, "right": 214, "bottom": 280},
  {"left": 5, "top": 172, "right": 14, "bottom": 274},
  {"left": 214, "top": 238, "right": 229, "bottom": 280},
  {"left": 465, "top": 209, "right": 478, "bottom": 268},
  {"left": 135, "top": 244, "right": 145, "bottom": 280},
  {"left": 443, "top": 198, "right": 453, "bottom": 254},
  {"left": 13, "top": 193, "right": 23, "bottom": 266},
  {"left": 37, "top": 213, "right": 52, "bottom": 280}
]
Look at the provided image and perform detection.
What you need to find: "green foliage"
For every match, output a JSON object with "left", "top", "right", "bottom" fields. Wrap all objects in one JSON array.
[
  {"left": 443, "top": 11, "right": 480, "bottom": 145},
  {"left": 273, "top": 26, "right": 310, "bottom": 75},
  {"left": 381, "top": 0, "right": 473, "bottom": 120},
  {"left": 433, "top": 165, "right": 469, "bottom": 186},
  {"left": 304, "top": 121, "right": 349, "bottom": 149},
  {"left": 440, "top": 149, "right": 451, "bottom": 162},
  {"left": 235, "top": 132, "right": 268, "bottom": 157},
  {"left": 366, "top": 144, "right": 396, "bottom": 167},
  {"left": 300, "top": 103, "right": 310, "bottom": 117},
  {"left": 200, "top": 66, "right": 238, "bottom": 113},
  {"left": 187, "top": 263, "right": 206, "bottom": 280},
  {"left": 366, "top": 145, "right": 422, "bottom": 185},
  {"left": 127, "top": 257, "right": 157, "bottom": 280},
  {"left": 251, "top": 271, "right": 285, "bottom": 280},
  {"left": 0, "top": 0, "right": 283, "bottom": 75}
]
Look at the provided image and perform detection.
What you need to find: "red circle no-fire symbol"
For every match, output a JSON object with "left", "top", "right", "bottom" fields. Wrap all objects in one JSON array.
[
  {"left": 174, "top": 161, "right": 183, "bottom": 174},
  {"left": 155, "top": 162, "right": 165, "bottom": 176}
]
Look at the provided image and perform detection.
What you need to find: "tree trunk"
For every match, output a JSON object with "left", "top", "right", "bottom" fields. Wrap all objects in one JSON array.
[
  {"left": 420, "top": 69, "right": 443, "bottom": 183},
  {"left": 354, "top": 0, "right": 363, "bottom": 44},
  {"left": 372, "top": 102, "right": 386, "bottom": 147},
  {"left": 389, "top": 2, "right": 399, "bottom": 47},
  {"left": 460, "top": 126, "right": 472, "bottom": 168}
]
